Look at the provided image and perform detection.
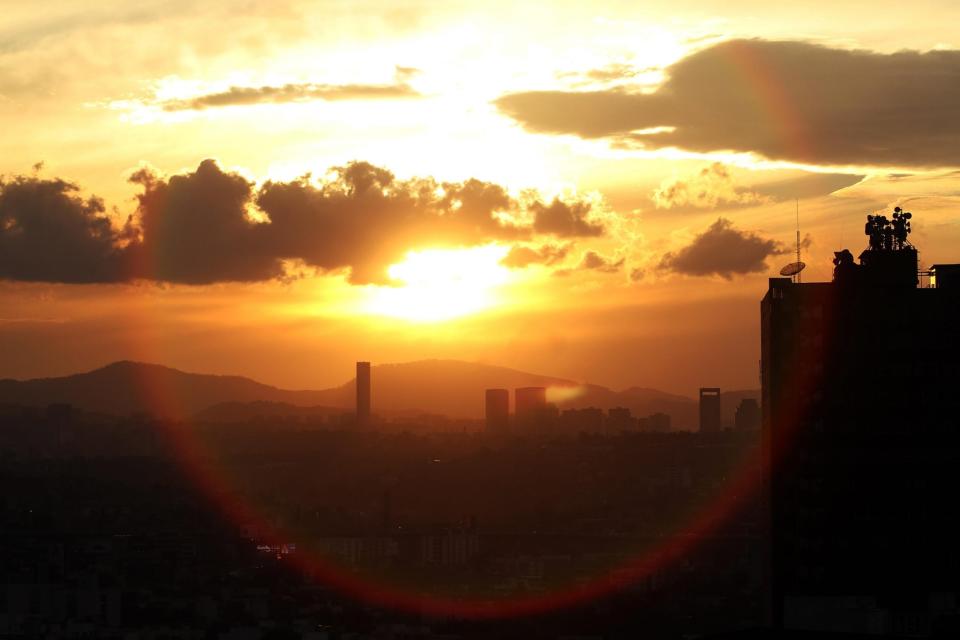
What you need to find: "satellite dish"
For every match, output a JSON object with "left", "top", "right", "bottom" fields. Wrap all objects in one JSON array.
[{"left": 780, "top": 261, "right": 807, "bottom": 277}]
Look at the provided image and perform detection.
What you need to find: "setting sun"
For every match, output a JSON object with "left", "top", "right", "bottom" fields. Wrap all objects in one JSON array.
[
  {"left": 6, "top": 1, "right": 960, "bottom": 635},
  {"left": 364, "top": 245, "right": 512, "bottom": 322}
]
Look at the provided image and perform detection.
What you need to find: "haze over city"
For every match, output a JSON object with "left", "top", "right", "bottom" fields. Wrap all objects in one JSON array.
[
  {"left": 4, "top": 3, "right": 960, "bottom": 639},
  {"left": 4, "top": 1, "right": 960, "bottom": 395}
]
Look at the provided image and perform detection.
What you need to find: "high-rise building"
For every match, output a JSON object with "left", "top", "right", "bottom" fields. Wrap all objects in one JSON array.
[
  {"left": 699, "top": 387, "right": 721, "bottom": 432},
  {"left": 484, "top": 388, "right": 509, "bottom": 432},
  {"left": 514, "top": 387, "right": 547, "bottom": 425},
  {"left": 761, "top": 213, "right": 960, "bottom": 633},
  {"left": 734, "top": 398, "right": 760, "bottom": 431},
  {"left": 356, "top": 361, "right": 371, "bottom": 426}
]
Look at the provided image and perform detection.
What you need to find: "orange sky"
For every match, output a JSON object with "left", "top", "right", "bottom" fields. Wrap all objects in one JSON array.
[{"left": 3, "top": 1, "right": 960, "bottom": 395}]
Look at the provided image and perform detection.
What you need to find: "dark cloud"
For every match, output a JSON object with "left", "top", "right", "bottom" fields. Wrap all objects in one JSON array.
[
  {"left": 659, "top": 217, "right": 784, "bottom": 278},
  {"left": 497, "top": 88, "right": 643, "bottom": 138},
  {"left": 579, "top": 250, "right": 624, "bottom": 273},
  {"left": 531, "top": 198, "right": 604, "bottom": 237},
  {"left": 162, "top": 82, "right": 420, "bottom": 111},
  {"left": 553, "top": 250, "right": 624, "bottom": 277},
  {"left": 0, "top": 174, "right": 132, "bottom": 283},
  {"left": 630, "top": 267, "right": 645, "bottom": 282},
  {"left": 254, "top": 163, "right": 528, "bottom": 285},
  {"left": 500, "top": 242, "right": 572, "bottom": 268},
  {"left": 496, "top": 39, "right": 960, "bottom": 168},
  {"left": 0, "top": 160, "right": 602, "bottom": 285},
  {"left": 127, "top": 159, "right": 283, "bottom": 284}
]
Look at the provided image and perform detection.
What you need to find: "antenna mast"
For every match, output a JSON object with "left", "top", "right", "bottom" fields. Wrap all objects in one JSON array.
[
  {"left": 795, "top": 199, "right": 801, "bottom": 283},
  {"left": 777, "top": 200, "right": 807, "bottom": 283}
]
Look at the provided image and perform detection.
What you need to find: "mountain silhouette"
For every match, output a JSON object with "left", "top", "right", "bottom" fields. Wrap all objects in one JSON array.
[
  {"left": 0, "top": 361, "right": 328, "bottom": 418},
  {"left": 0, "top": 359, "right": 757, "bottom": 429}
]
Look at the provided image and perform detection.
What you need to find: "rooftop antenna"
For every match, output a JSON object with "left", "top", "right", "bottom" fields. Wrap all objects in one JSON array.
[
  {"left": 778, "top": 198, "right": 807, "bottom": 283},
  {"left": 795, "top": 198, "right": 801, "bottom": 283}
]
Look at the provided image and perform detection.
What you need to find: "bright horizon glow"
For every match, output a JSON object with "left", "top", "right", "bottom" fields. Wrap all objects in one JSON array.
[{"left": 364, "top": 245, "right": 512, "bottom": 322}]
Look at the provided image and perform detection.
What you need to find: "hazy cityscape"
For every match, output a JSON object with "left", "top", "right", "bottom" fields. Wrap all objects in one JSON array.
[
  {"left": 1, "top": 365, "right": 765, "bottom": 638},
  {"left": 5, "top": 208, "right": 960, "bottom": 637},
  {"left": 5, "top": 3, "right": 960, "bottom": 638}
]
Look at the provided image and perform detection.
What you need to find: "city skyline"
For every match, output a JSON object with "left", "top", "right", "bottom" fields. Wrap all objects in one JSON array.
[
  {"left": 5, "top": 2, "right": 960, "bottom": 396},
  {"left": 4, "top": 3, "right": 960, "bottom": 636}
]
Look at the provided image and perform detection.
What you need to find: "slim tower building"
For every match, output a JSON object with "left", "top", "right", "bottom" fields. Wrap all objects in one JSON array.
[
  {"left": 356, "top": 361, "right": 371, "bottom": 426},
  {"left": 699, "top": 387, "right": 721, "bottom": 432}
]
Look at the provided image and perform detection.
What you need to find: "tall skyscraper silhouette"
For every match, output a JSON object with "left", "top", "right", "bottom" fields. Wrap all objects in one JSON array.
[
  {"left": 356, "top": 361, "right": 371, "bottom": 426},
  {"left": 514, "top": 386, "right": 546, "bottom": 426},
  {"left": 485, "top": 389, "right": 510, "bottom": 432},
  {"left": 699, "top": 387, "right": 721, "bottom": 433},
  {"left": 761, "top": 212, "right": 960, "bottom": 634}
]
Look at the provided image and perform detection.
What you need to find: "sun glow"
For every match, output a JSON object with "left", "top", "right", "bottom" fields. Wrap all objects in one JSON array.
[{"left": 365, "top": 246, "right": 512, "bottom": 322}]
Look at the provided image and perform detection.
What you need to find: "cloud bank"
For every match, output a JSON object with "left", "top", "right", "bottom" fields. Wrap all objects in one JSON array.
[
  {"left": 0, "top": 175, "right": 133, "bottom": 283},
  {"left": 1, "top": 160, "right": 606, "bottom": 285},
  {"left": 496, "top": 39, "right": 960, "bottom": 168}
]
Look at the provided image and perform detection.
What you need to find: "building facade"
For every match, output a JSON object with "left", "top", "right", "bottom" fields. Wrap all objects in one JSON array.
[
  {"left": 514, "top": 386, "right": 547, "bottom": 426},
  {"left": 699, "top": 387, "right": 721, "bottom": 433},
  {"left": 761, "top": 230, "right": 960, "bottom": 634}
]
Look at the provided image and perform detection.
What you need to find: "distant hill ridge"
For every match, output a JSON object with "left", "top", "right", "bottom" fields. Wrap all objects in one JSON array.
[
  {"left": 0, "top": 360, "right": 329, "bottom": 418},
  {"left": 0, "top": 359, "right": 758, "bottom": 429}
]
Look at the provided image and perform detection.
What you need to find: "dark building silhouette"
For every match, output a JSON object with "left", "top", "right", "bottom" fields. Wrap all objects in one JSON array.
[
  {"left": 761, "top": 210, "right": 960, "bottom": 635},
  {"left": 930, "top": 263, "right": 960, "bottom": 289},
  {"left": 356, "top": 361, "right": 371, "bottom": 426},
  {"left": 632, "top": 411, "right": 671, "bottom": 433},
  {"left": 646, "top": 411, "right": 671, "bottom": 433},
  {"left": 699, "top": 387, "right": 721, "bottom": 433},
  {"left": 485, "top": 388, "right": 510, "bottom": 432},
  {"left": 514, "top": 386, "right": 546, "bottom": 425},
  {"left": 607, "top": 406, "right": 635, "bottom": 431},
  {"left": 734, "top": 398, "right": 760, "bottom": 432}
]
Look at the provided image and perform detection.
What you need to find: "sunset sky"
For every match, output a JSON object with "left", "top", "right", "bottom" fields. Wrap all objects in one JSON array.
[{"left": 3, "top": 0, "right": 960, "bottom": 395}]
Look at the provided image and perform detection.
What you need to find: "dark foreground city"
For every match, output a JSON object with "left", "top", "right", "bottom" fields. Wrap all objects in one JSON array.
[{"left": 5, "top": 4, "right": 960, "bottom": 637}]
